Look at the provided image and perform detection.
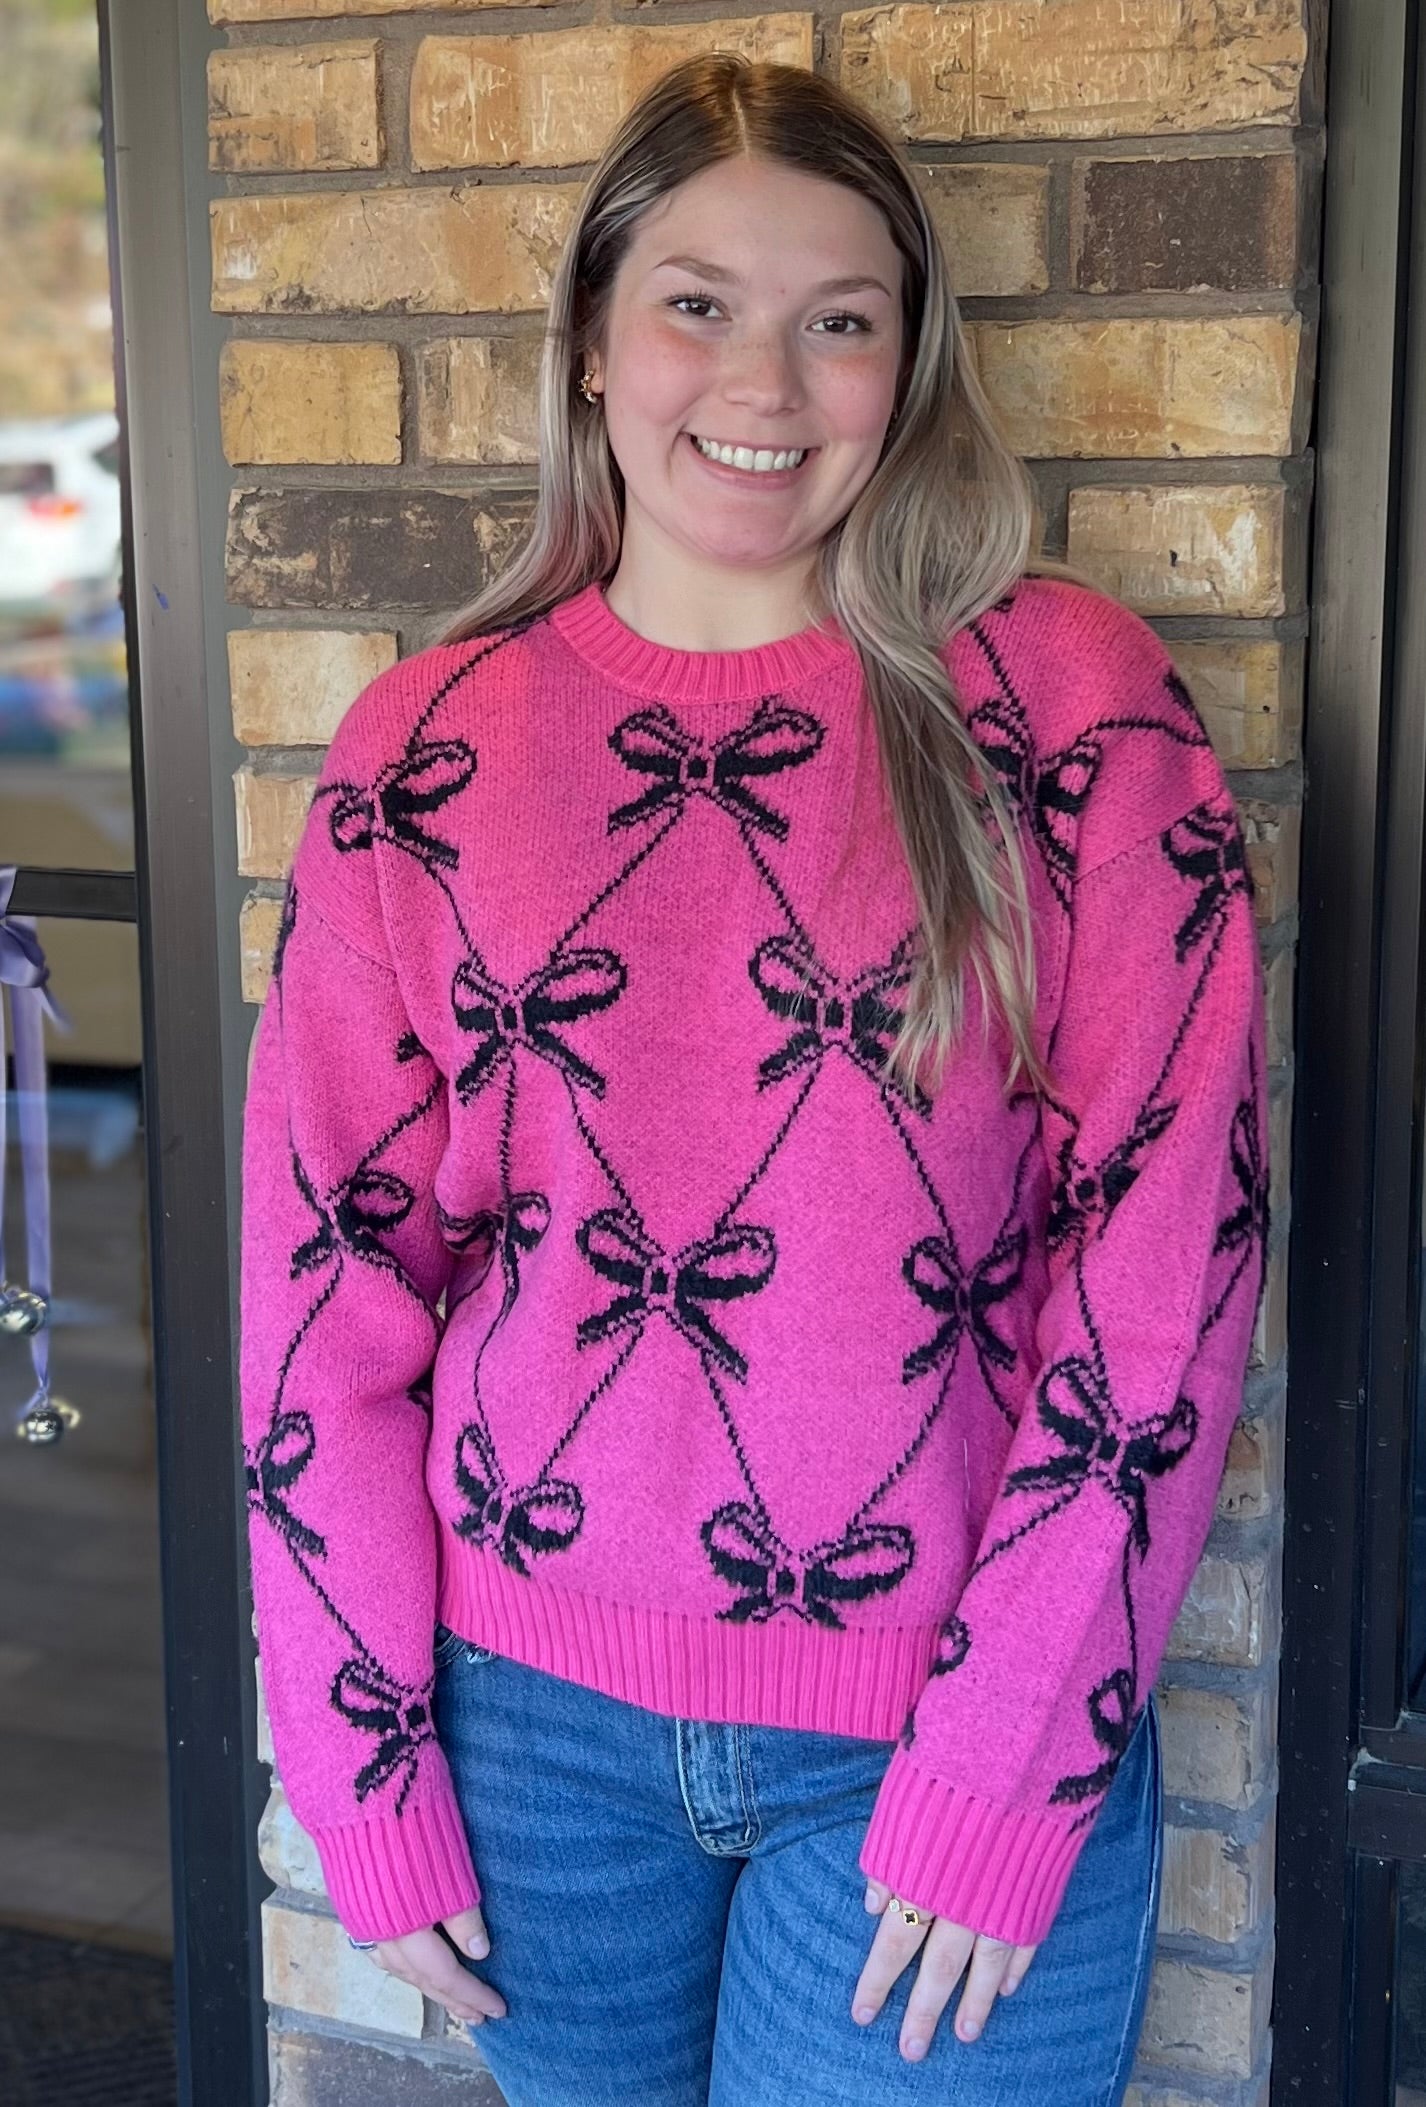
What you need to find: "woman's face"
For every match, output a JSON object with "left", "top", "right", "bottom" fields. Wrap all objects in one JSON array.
[{"left": 585, "top": 156, "right": 905, "bottom": 580}]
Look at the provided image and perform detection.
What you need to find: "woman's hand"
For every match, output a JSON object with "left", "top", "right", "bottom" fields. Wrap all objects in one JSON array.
[
  {"left": 364, "top": 1906, "right": 507, "bottom": 2027},
  {"left": 852, "top": 1879, "right": 1038, "bottom": 2060}
]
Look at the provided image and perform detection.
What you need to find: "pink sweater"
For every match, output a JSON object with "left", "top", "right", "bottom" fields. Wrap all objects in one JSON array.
[{"left": 240, "top": 573, "right": 1269, "bottom": 1948}]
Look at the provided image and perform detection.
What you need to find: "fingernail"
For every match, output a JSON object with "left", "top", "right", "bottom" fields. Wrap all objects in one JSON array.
[
  {"left": 904, "top": 2038, "right": 927, "bottom": 2060},
  {"left": 959, "top": 2019, "right": 980, "bottom": 2040},
  {"left": 853, "top": 2004, "right": 876, "bottom": 2024},
  {"left": 864, "top": 1886, "right": 879, "bottom": 1912},
  {"left": 467, "top": 1936, "right": 489, "bottom": 1958}
]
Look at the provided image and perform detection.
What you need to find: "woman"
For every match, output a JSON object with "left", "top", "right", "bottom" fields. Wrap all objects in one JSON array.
[{"left": 240, "top": 52, "right": 1268, "bottom": 2106}]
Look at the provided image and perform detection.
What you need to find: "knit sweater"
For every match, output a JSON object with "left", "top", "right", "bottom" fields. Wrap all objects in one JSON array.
[{"left": 240, "top": 572, "right": 1269, "bottom": 1950}]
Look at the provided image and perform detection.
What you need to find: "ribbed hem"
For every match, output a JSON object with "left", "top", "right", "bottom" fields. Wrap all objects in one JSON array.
[
  {"left": 438, "top": 1540, "right": 936, "bottom": 1739},
  {"left": 857, "top": 1743, "right": 1085, "bottom": 1948},
  {"left": 548, "top": 579, "right": 856, "bottom": 703},
  {"left": 312, "top": 1783, "right": 481, "bottom": 1944}
]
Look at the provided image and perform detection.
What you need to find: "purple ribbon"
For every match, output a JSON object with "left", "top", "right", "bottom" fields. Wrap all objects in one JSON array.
[{"left": 0, "top": 867, "right": 68, "bottom": 1430}]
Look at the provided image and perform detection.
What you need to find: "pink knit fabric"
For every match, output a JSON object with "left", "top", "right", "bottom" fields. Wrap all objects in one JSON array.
[{"left": 240, "top": 574, "right": 1268, "bottom": 1947}]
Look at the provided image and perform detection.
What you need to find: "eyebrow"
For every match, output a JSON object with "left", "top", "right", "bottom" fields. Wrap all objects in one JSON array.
[{"left": 651, "top": 253, "right": 894, "bottom": 299}]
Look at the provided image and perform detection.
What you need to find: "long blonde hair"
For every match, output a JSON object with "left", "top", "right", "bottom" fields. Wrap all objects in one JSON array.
[{"left": 436, "top": 52, "right": 1096, "bottom": 1103}]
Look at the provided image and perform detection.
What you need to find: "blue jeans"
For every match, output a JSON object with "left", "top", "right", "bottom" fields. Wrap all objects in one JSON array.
[{"left": 433, "top": 1629, "right": 1163, "bottom": 2106}]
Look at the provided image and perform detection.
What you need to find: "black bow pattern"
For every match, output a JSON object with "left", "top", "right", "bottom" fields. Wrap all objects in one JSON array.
[
  {"left": 246, "top": 1410, "right": 325, "bottom": 1560},
  {"left": 1049, "top": 1667, "right": 1137, "bottom": 1808},
  {"left": 966, "top": 693, "right": 1103, "bottom": 907},
  {"left": 1004, "top": 1354, "right": 1198, "bottom": 1560},
  {"left": 1162, "top": 799, "right": 1251, "bottom": 963},
  {"left": 326, "top": 740, "right": 477, "bottom": 873},
  {"left": 437, "top": 1190, "right": 551, "bottom": 1309},
  {"left": 330, "top": 1658, "right": 437, "bottom": 1809},
  {"left": 452, "top": 1420, "right": 584, "bottom": 1576},
  {"left": 1046, "top": 1099, "right": 1180, "bottom": 1259},
  {"left": 898, "top": 1611, "right": 972, "bottom": 1747},
  {"left": 700, "top": 1500, "right": 915, "bottom": 1629},
  {"left": 574, "top": 1208, "right": 776, "bottom": 1383},
  {"left": 901, "top": 1224, "right": 1025, "bottom": 1386},
  {"left": 748, "top": 931, "right": 931, "bottom": 1113},
  {"left": 451, "top": 948, "right": 626, "bottom": 1103},
  {"left": 290, "top": 1161, "right": 416, "bottom": 1276},
  {"left": 606, "top": 699, "right": 825, "bottom": 841},
  {"left": 1214, "top": 1092, "right": 1269, "bottom": 1268}
]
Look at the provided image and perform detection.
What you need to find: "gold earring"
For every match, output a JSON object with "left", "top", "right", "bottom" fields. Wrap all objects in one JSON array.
[{"left": 578, "top": 371, "right": 600, "bottom": 406}]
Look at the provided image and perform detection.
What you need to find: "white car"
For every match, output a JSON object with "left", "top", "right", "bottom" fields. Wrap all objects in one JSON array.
[{"left": 0, "top": 412, "right": 123, "bottom": 623}]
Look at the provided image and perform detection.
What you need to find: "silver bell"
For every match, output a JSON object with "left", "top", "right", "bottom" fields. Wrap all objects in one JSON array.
[
  {"left": 16, "top": 1396, "right": 80, "bottom": 1445},
  {"left": 0, "top": 1283, "right": 48, "bottom": 1336}
]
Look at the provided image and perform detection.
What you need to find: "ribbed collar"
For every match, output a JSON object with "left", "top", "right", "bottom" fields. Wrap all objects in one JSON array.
[{"left": 548, "top": 579, "right": 857, "bottom": 703}]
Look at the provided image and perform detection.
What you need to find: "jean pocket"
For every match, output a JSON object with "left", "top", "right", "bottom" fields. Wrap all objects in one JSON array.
[{"left": 434, "top": 1622, "right": 499, "bottom": 1668}]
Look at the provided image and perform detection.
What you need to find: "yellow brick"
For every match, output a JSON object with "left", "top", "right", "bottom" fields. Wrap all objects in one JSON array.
[
  {"left": 235, "top": 767, "right": 316, "bottom": 881},
  {"left": 1161, "top": 1813, "right": 1274, "bottom": 1943},
  {"left": 212, "top": 0, "right": 532, "bottom": 15},
  {"left": 262, "top": 1898, "right": 423, "bottom": 2036},
  {"left": 211, "top": 186, "right": 580, "bottom": 315},
  {"left": 970, "top": 316, "right": 1301, "bottom": 458},
  {"left": 411, "top": 18, "right": 811, "bottom": 172},
  {"left": 416, "top": 336, "right": 541, "bottom": 464},
  {"left": 1216, "top": 1409, "right": 1283, "bottom": 1523},
  {"left": 229, "top": 628, "right": 397, "bottom": 746},
  {"left": 1240, "top": 798, "right": 1301, "bottom": 925},
  {"left": 240, "top": 893, "right": 283, "bottom": 1005},
  {"left": 1066, "top": 485, "right": 1287, "bottom": 616},
  {"left": 208, "top": 41, "right": 381, "bottom": 173},
  {"left": 922, "top": 163, "right": 1049, "bottom": 296},
  {"left": 1171, "top": 640, "right": 1303, "bottom": 769},
  {"left": 1263, "top": 945, "right": 1294, "bottom": 1068},
  {"left": 1138, "top": 1945, "right": 1274, "bottom": 2081},
  {"left": 1166, "top": 1551, "right": 1279, "bottom": 1669},
  {"left": 840, "top": 0, "right": 1307, "bottom": 144},
  {"left": 219, "top": 341, "right": 401, "bottom": 466},
  {"left": 1157, "top": 1682, "right": 1275, "bottom": 1808},
  {"left": 1251, "top": 1238, "right": 1288, "bottom": 1368}
]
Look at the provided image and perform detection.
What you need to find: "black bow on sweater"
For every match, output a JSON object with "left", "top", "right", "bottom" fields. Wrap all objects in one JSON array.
[
  {"left": 330, "top": 1658, "right": 437, "bottom": 1809},
  {"left": 437, "top": 1190, "right": 551, "bottom": 1293},
  {"left": 748, "top": 932, "right": 931, "bottom": 1112},
  {"left": 1162, "top": 798, "right": 1252, "bottom": 963},
  {"left": 1049, "top": 1666, "right": 1137, "bottom": 1807},
  {"left": 966, "top": 694, "right": 1103, "bottom": 906},
  {"left": 898, "top": 1612, "right": 972, "bottom": 1747},
  {"left": 700, "top": 1499, "right": 915, "bottom": 1629},
  {"left": 900, "top": 1223, "right": 1026, "bottom": 1384},
  {"left": 574, "top": 1208, "right": 776, "bottom": 1383},
  {"left": 1045, "top": 1099, "right": 1179, "bottom": 1259},
  {"left": 452, "top": 1420, "right": 584, "bottom": 1575},
  {"left": 326, "top": 741, "right": 477, "bottom": 873},
  {"left": 245, "top": 1410, "right": 325, "bottom": 1561},
  {"left": 451, "top": 949, "right": 626, "bottom": 1102},
  {"left": 1005, "top": 1354, "right": 1198, "bottom": 1560},
  {"left": 289, "top": 1159, "right": 416, "bottom": 1276},
  {"left": 606, "top": 699, "right": 824, "bottom": 841}
]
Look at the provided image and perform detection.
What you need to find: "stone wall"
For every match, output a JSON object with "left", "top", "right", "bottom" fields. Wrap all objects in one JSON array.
[{"left": 215, "top": 3, "right": 1315, "bottom": 2098}]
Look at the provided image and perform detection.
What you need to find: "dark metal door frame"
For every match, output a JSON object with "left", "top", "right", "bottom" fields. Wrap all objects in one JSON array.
[
  {"left": 1274, "top": 0, "right": 1426, "bottom": 2100},
  {"left": 87, "top": 2, "right": 266, "bottom": 2101}
]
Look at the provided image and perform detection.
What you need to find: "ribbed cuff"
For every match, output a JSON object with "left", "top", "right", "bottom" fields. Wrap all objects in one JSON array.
[
  {"left": 858, "top": 1744, "right": 1085, "bottom": 1948},
  {"left": 311, "top": 1781, "right": 481, "bottom": 1944}
]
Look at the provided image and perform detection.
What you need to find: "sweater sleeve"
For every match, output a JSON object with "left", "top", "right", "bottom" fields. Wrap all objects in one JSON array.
[
  {"left": 858, "top": 718, "right": 1270, "bottom": 1948},
  {"left": 240, "top": 754, "right": 480, "bottom": 1942}
]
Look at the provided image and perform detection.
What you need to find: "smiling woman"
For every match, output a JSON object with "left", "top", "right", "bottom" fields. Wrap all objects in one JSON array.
[{"left": 237, "top": 48, "right": 1269, "bottom": 2107}]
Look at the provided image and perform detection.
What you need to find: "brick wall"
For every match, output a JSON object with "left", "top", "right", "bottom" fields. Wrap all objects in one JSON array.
[{"left": 214, "top": 3, "right": 1315, "bottom": 2098}]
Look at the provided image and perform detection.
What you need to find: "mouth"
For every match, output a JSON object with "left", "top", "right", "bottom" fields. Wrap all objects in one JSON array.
[{"left": 683, "top": 432, "right": 817, "bottom": 484}]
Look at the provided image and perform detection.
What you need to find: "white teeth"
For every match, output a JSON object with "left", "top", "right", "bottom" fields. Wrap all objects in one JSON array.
[{"left": 691, "top": 435, "right": 808, "bottom": 473}]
